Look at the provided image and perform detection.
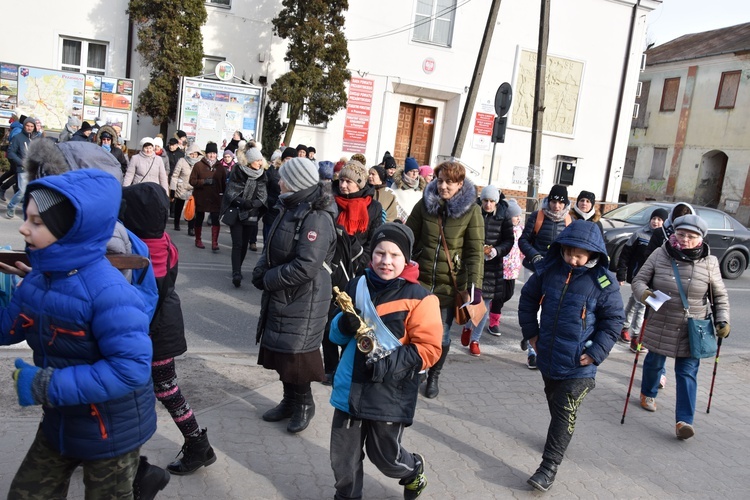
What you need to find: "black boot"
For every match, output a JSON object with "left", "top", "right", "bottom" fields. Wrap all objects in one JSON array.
[
  {"left": 425, "top": 345, "right": 449, "bottom": 399},
  {"left": 232, "top": 272, "right": 242, "bottom": 288},
  {"left": 262, "top": 383, "right": 295, "bottom": 422},
  {"left": 133, "top": 456, "right": 170, "bottom": 500},
  {"left": 167, "top": 428, "right": 217, "bottom": 475},
  {"left": 287, "top": 389, "right": 315, "bottom": 433},
  {"left": 527, "top": 460, "right": 558, "bottom": 492}
]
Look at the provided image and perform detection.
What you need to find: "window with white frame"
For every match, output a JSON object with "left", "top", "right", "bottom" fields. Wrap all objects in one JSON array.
[
  {"left": 413, "top": 0, "right": 456, "bottom": 47},
  {"left": 206, "top": 0, "right": 231, "bottom": 7},
  {"left": 283, "top": 102, "right": 328, "bottom": 129},
  {"left": 202, "top": 56, "right": 226, "bottom": 80},
  {"left": 60, "top": 38, "right": 107, "bottom": 75}
]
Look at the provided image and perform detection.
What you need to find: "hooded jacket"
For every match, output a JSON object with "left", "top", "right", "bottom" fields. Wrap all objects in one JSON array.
[
  {"left": 391, "top": 168, "right": 427, "bottom": 218},
  {"left": 253, "top": 183, "right": 337, "bottom": 352},
  {"left": 329, "top": 268, "right": 442, "bottom": 424},
  {"left": 124, "top": 149, "right": 169, "bottom": 193},
  {"left": 518, "top": 196, "right": 572, "bottom": 270},
  {"left": 518, "top": 220, "right": 623, "bottom": 380},
  {"left": 647, "top": 202, "right": 695, "bottom": 255},
  {"left": 95, "top": 124, "right": 128, "bottom": 174},
  {"left": 406, "top": 177, "right": 484, "bottom": 308},
  {"left": 0, "top": 169, "right": 156, "bottom": 460}
]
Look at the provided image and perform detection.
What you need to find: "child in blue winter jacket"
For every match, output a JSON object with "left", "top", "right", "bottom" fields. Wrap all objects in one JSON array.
[
  {"left": 1, "top": 169, "right": 156, "bottom": 498},
  {"left": 518, "top": 220, "right": 624, "bottom": 492},
  {"left": 328, "top": 223, "right": 442, "bottom": 500}
]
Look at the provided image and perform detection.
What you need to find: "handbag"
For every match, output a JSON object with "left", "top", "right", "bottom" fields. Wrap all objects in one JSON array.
[
  {"left": 671, "top": 260, "right": 717, "bottom": 359},
  {"left": 183, "top": 195, "right": 196, "bottom": 221},
  {"left": 437, "top": 215, "right": 487, "bottom": 326},
  {"left": 221, "top": 206, "right": 240, "bottom": 226}
]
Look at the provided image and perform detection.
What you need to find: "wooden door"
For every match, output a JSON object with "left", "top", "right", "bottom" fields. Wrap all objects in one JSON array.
[{"left": 393, "top": 103, "right": 436, "bottom": 167}]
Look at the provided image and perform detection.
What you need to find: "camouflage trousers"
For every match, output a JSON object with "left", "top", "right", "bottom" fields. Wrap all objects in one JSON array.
[
  {"left": 8, "top": 425, "right": 140, "bottom": 499},
  {"left": 540, "top": 376, "right": 596, "bottom": 466}
]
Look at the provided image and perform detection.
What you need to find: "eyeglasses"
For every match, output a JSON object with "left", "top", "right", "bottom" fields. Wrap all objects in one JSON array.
[
  {"left": 101, "top": 137, "right": 112, "bottom": 142},
  {"left": 675, "top": 231, "right": 701, "bottom": 241}
]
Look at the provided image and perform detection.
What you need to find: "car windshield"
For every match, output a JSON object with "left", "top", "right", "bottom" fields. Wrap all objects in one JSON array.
[{"left": 602, "top": 202, "right": 663, "bottom": 225}]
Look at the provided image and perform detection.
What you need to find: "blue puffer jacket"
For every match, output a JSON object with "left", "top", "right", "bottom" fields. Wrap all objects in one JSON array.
[
  {"left": 0, "top": 169, "right": 156, "bottom": 460},
  {"left": 518, "top": 220, "right": 623, "bottom": 380}
]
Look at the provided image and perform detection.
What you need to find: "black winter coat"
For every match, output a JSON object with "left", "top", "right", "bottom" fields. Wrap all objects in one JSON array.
[
  {"left": 263, "top": 165, "right": 281, "bottom": 226},
  {"left": 481, "top": 201, "right": 515, "bottom": 299},
  {"left": 519, "top": 198, "right": 572, "bottom": 270},
  {"left": 220, "top": 166, "right": 267, "bottom": 225},
  {"left": 253, "top": 183, "right": 337, "bottom": 353},
  {"left": 333, "top": 181, "right": 384, "bottom": 274}
]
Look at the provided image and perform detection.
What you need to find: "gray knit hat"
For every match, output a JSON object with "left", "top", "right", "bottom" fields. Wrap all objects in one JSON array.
[
  {"left": 480, "top": 185, "right": 500, "bottom": 203},
  {"left": 280, "top": 157, "right": 319, "bottom": 192},
  {"left": 506, "top": 199, "right": 523, "bottom": 217},
  {"left": 28, "top": 187, "right": 76, "bottom": 239},
  {"left": 244, "top": 146, "right": 263, "bottom": 163}
]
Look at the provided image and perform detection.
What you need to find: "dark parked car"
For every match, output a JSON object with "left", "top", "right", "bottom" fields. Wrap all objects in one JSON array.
[{"left": 601, "top": 201, "right": 750, "bottom": 280}]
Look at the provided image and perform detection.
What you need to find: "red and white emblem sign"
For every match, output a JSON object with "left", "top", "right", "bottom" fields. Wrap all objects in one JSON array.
[{"left": 307, "top": 231, "right": 318, "bottom": 242}]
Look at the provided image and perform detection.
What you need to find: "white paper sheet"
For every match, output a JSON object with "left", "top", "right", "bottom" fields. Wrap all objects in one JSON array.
[{"left": 645, "top": 290, "right": 671, "bottom": 311}]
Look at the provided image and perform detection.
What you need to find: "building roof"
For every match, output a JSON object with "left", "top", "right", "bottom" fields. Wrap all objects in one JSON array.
[{"left": 646, "top": 22, "right": 750, "bottom": 66}]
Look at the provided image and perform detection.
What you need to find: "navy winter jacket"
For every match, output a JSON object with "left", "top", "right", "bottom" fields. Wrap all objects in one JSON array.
[
  {"left": 518, "top": 197, "right": 571, "bottom": 270},
  {"left": 0, "top": 169, "right": 156, "bottom": 460},
  {"left": 518, "top": 220, "right": 623, "bottom": 380}
]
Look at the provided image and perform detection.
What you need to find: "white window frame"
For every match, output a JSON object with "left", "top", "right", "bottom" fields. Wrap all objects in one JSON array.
[
  {"left": 59, "top": 37, "right": 108, "bottom": 75},
  {"left": 413, "top": 0, "right": 457, "bottom": 47},
  {"left": 632, "top": 103, "right": 640, "bottom": 119},
  {"left": 281, "top": 102, "right": 328, "bottom": 129},
  {"left": 205, "top": 0, "right": 231, "bottom": 8},
  {"left": 636, "top": 81, "right": 642, "bottom": 98}
]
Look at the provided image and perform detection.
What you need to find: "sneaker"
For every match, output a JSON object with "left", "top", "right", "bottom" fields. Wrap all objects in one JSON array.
[
  {"left": 640, "top": 394, "right": 657, "bottom": 412},
  {"left": 676, "top": 421, "right": 695, "bottom": 440},
  {"left": 659, "top": 375, "right": 667, "bottom": 389},
  {"left": 630, "top": 337, "right": 647, "bottom": 353},
  {"left": 527, "top": 354, "right": 537, "bottom": 369},
  {"left": 620, "top": 328, "right": 631, "bottom": 343},
  {"left": 249, "top": 243, "right": 258, "bottom": 251},
  {"left": 487, "top": 324, "right": 502, "bottom": 336},
  {"left": 5, "top": 209, "right": 14, "bottom": 219},
  {"left": 321, "top": 372, "right": 333, "bottom": 387},
  {"left": 460, "top": 327, "right": 471, "bottom": 347},
  {"left": 469, "top": 341, "right": 480, "bottom": 357},
  {"left": 520, "top": 339, "right": 528, "bottom": 351},
  {"left": 402, "top": 454, "right": 427, "bottom": 500}
]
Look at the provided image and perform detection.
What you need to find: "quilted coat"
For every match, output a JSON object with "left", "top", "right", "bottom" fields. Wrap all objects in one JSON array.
[
  {"left": 631, "top": 243, "right": 729, "bottom": 358},
  {"left": 0, "top": 169, "right": 156, "bottom": 460}
]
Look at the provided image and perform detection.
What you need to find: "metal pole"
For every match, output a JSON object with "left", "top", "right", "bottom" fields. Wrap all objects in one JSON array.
[
  {"left": 526, "top": 0, "right": 550, "bottom": 212},
  {"left": 488, "top": 142, "right": 497, "bottom": 185}
]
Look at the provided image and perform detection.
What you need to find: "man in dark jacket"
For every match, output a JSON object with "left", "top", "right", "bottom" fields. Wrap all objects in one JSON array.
[
  {"left": 519, "top": 220, "right": 623, "bottom": 492},
  {"left": 70, "top": 121, "right": 93, "bottom": 142},
  {"left": 5, "top": 117, "right": 39, "bottom": 218}
]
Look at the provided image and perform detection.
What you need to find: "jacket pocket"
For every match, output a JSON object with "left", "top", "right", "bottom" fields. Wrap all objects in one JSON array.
[{"left": 89, "top": 404, "right": 109, "bottom": 440}]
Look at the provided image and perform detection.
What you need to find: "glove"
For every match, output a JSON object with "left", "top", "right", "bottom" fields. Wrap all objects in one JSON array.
[
  {"left": 12, "top": 359, "right": 45, "bottom": 407},
  {"left": 203, "top": 178, "right": 214, "bottom": 186},
  {"left": 716, "top": 322, "right": 730, "bottom": 338},
  {"left": 231, "top": 197, "right": 244, "bottom": 208},
  {"left": 337, "top": 311, "right": 361, "bottom": 336},
  {"left": 251, "top": 266, "right": 265, "bottom": 290},
  {"left": 251, "top": 199, "right": 264, "bottom": 209},
  {"left": 640, "top": 289, "right": 655, "bottom": 304},
  {"left": 532, "top": 254, "right": 544, "bottom": 274},
  {"left": 484, "top": 247, "right": 498, "bottom": 261},
  {"left": 470, "top": 287, "right": 482, "bottom": 305}
]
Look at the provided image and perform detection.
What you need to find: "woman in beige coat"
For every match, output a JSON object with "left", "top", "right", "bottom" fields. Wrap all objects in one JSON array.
[
  {"left": 632, "top": 214, "right": 730, "bottom": 440},
  {"left": 123, "top": 137, "right": 169, "bottom": 193},
  {"left": 170, "top": 143, "right": 201, "bottom": 234}
]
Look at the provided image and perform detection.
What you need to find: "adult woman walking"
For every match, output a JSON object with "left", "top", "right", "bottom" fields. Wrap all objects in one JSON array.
[
  {"left": 221, "top": 144, "right": 267, "bottom": 288},
  {"left": 632, "top": 214, "right": 730, "bottom": 440},
  {"left": 367, "top": 165, "right": 399, "bottom": 222},
  {"left": 171, "top": 143, "right": 201, "bottom": 234},
  {"left": 406, "top": 160, "right": 484, "bottom": 398},
  {"left": 123, "top": 137, "right": 169, "bottom": 193},
  {"left": 392, "top": 157, "right": 427, "bottom": 220},
  {"left": 252, "top": 157, "right": 336, "bottom": 433},
  {"left": 189, "top": 142, "right": 227, "bottom": 251}
]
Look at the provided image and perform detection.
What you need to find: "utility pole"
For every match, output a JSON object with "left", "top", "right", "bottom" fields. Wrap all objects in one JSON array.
[
  {"left": 526, "top": 0, "right": 550, "bottom": 212},
  {"left": 451, "top": 0, "right": 504, "bottom": 159}
]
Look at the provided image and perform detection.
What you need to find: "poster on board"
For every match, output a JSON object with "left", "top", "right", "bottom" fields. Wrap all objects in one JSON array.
[{"left": 177, "top": 77, "right": 263, "bottom": 149}]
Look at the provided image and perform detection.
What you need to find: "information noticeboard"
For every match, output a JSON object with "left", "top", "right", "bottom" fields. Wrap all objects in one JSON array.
[
  {"left": 0, "top": 62, "right": 134, "bottom": 140},
  {"left": 177, "top": 77, "right": 263, "bottom": 149}
]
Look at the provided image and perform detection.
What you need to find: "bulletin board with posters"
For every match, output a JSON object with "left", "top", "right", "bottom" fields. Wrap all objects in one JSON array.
[
  {"left": 0, "top": 62, "right": 134, "bottom": 140},
  {"left": 177, "top": 77, "right": 263, "bottom": 149}
]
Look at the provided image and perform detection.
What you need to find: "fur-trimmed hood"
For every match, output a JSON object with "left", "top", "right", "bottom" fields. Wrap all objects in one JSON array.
[
  {"left": 422, "top": 176, "right": 478, "bottom": 219},
  {"left": 392, "top": 168, "right": 426, "bottom": 191},
  {"left": 95, "top": 124, "right": 119, "bottom": 144},
  {"left": 24, "top": 139, "right": 123, "bottom": 183}
]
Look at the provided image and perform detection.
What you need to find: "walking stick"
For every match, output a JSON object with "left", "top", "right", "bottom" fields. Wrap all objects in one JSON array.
[
  {"left": 621, "top": 313, "right": 649, "bottom": 425},
  {"left": 706, "top": 337, "right": 723, "bottom": 414}
]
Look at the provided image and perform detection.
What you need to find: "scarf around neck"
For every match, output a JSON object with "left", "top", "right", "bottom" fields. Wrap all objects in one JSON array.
[
  {"left": 543, "top": 206, "right": 568, "bottom": 222},
  {"left": 573, "top": 205, "right": 595, "bottom": 221},
  {"left": 336, "top": 195, "right": 371, "bottom": 235},
  {"left": 402, "top": 173, "right": 418, "bottom": 189},
  {"left": 240, "top": 164, "right": 264, "bottom": 180}
]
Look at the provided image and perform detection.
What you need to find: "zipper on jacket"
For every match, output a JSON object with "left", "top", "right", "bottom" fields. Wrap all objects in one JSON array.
[
  {"left": 548, "top": 269, "right": 573, "bottom": 366},
  {"left": 48, "top": 326, "right": 86, "bottom": 346},
  {"left": 429, "top": 231, "right": 442, "bottom": 294},
  {"left": 9, "top": 313, "right": 34, "bottom": 335},
  {"left": 581, "top": 304, "right": 587, "bottom": 331},
  {"left": 90, "top": 404, "right": 109, "bottom": 439}
]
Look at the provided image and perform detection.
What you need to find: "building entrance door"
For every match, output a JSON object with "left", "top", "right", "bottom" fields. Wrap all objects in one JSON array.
[
  {"left": 692, "top": 150, "right": 727, "bottom": 208},
  {"left": 394, "top": 103, "right": 436, "bottom": 167}
]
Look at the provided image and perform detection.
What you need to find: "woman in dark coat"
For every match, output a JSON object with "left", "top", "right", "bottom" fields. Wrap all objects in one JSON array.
[
  {"left": 252, "top": 157, "right": 336, "bottom": 434},
  {"left": 221, "top": 143, "right": 268, "bottom": 288},
  {"left": 189, "top": 142, "right": 227, "bottom": 251}
]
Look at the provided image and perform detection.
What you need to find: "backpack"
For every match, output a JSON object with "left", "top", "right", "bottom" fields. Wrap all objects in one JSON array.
[{"left": 125, "top": 229, "right": 159, "bottom": 322}]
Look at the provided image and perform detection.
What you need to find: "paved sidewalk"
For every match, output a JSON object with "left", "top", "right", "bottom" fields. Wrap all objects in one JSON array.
[{"left": 1, "top": 333, "right": 748, "bottom": 499}]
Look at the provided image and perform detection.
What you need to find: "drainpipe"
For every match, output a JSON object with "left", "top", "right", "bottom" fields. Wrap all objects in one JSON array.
[
  {"left": 126, "top": 19, "right": 134, "bottom": 79},
  {"left": 375, "top": 75, "right": 391, "bottom": 163},
  {"left": 603, "top": 0, "right": 640, "bottom": 202}
]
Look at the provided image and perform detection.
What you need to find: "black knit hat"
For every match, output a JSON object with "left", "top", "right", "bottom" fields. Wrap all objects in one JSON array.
[
  {"left": 280, "top": 146, "right": 297, "bottom": 161},
  {"left": 548, "top": 184, "right": 569, "bottom": 204},
  {"left": 79, "top": 121, "right": 92, "bottom": 133},
  {"left": 205, "top": 142, "right": 218, "bottom": 154},
  {"left": 370, "top": 222, "right": 414, "bottom": 262},
  {"left": 577, "top": 190, "right": 596, "bottom": 205},
  {"left": 383, "top": 154, "right": 397, "bottom": 171},
  {"left": 28, "top": 187, "right": 76, "bottom": 239},
  {"left": 369, "top": 165, "right": 386, "bottom": 185},
  {"left": 651, "top": 208, "right": 669, "bottom": 222}
]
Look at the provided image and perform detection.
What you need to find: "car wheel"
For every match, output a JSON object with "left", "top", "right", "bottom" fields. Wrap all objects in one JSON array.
[
  {"left": 609, "top": 243, "right": 625, "bottom": 272},
  {"left": 720, "top": 250, "right": 747, "bottom": 280}
]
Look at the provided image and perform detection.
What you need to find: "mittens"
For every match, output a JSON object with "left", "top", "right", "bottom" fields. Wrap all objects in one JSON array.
[
  {"left": 716, "top": 322, "right": 730, "bottom": 338},
  {"left": 203, "top": 178, "right": 214, "bottom": 186},
  {"left": 12, "top": 359, "right": 53, "bottom": 407},
  {"left": 337, "top": 312, "right": 361, "bottom": 336},
  {"left": 471, "top": 287, "right": 483, "bottom": 305},
  {"left": 532, "top": 254, "right": 544, "bottom": 274},
  {"left": 231, "top": 197, "right": 244, "bottom": 208}
]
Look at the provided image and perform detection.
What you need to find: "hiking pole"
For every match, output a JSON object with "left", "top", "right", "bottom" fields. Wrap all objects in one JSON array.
[
  {"left": 621, "top": 313, "right": 649, "bottom": 425},
  {"left": 706, "top": 337, "right": 723, "bottom": 414}
]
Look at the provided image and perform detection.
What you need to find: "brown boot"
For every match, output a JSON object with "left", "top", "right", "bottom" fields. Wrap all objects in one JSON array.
[
  {"left": 194, "top": 225, "right": 205, "bottom": 249},
  {"left": 211, "top": 226, "right": 220, "bottom": 252}
]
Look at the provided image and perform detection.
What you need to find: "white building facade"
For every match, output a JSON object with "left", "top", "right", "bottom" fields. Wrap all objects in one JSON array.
[{"left": 1, "top": 0, "right": 658, "bottom": 202}]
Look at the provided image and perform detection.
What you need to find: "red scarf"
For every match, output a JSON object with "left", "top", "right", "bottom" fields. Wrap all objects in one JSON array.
[{"left": 336, "top": 195, "right": 371, "bottom": 235}]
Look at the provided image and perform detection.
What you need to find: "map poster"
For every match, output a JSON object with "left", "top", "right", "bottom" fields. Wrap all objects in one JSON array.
[
  {"left": 177, "top": 76, "right": 263, "bottom": 148},
  {"left": 16, "top": 65, "right": 85, "bottom": 131}
]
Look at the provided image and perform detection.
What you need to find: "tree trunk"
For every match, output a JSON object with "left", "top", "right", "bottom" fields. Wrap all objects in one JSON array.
[{"left": 282, "top": 102, "right": 302, "bottom": 147}]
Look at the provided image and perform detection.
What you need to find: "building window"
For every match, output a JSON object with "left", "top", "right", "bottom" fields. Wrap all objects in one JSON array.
[
  {"left": 283, "top": 102, "right": 328, "bottom": 129},
  {"left": 60, "top": 38, "right": 107, "bottom": 75},
  {"left": 413, "top": 0, "right": 456, "bottom": 47},
  {"left": 649, "top": 147, "right": 668, "bottom": 180},
  {"left": 632, "top": 80, "right": 651, "bottom": 129},
  {"left": 206, "top": 0, "right": 230, "bottom": 7},
  {"left": 202, "top": 56, "right": 225, "bottom": 80},
  {"left": 624, "top": 146, "right": 638, "bottom": 178},
  {"left": 715, "top": 70, "right": 741, "bottom": 109},
  {"left": 660, "top": 77, "right": 680, "bottom": 112}
]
